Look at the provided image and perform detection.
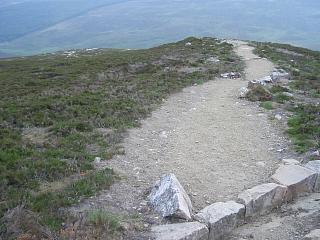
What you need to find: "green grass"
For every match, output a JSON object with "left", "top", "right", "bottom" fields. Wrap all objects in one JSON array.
[
  {"left": 287, "top": 105, "right": 320, "bottom": 153},
  {"left": 273, "top": 92, "right": 293, "bottom": 104},
  {"left": 0, "top": 37, "right": 243, "bottom": 237},
  {"left": 260, "top": 101, "right": 274, "bottom": 110},
  {"left": 269, "top": 85, "right": 290, "bottom": 94},
  {"left": 88, "top": 210, "right": 121, "bottom": 234}
]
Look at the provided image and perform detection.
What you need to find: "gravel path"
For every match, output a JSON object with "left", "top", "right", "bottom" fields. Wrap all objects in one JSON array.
[
  {"left": 102, "top": 41, "right": 288, "bottom": 210},
  {"left": 70, "top": 42, "right": 290, "bottom": 224}
]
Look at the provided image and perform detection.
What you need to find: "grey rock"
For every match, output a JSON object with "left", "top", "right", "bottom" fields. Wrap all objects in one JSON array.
[
  {"left": 310, "top": 150, "right": 320, "bottom": 157},
  {"left": 282, "top": 92, "right": 294, "bottom": 98},
  {"left": 237, "top": 183, "right": 287, "bottom": 217},
  {"left": 151, "top": 222, "right": 209, "bottom": 240},
  {"left": 271, "top": 69, "right": 291, "bottom": 82},
  {"left": 239, "top": 87, "right": 249, "bottom": 98},
  {"left": 248, "top": 76, "right": 273, "bottom": 88},
  {"left": 148, "top": 173, "right": 193, "bottom": 220},
  {"left": 303, "top": 229, "right": 320, "bottom": 240},
  {"left": 305, "top": 160, "right": 320, "bottom": 192},
  {"left": 271, "top": 165, "right": 317, "bottom": 199},
  {"left": 282, "top": 159, "right": 300, "bottom": 165},
  {"left": 275, "top": 114, "right": 282, "bottom": 120},
  {"left": 221, "top": 72, "right": 241, "bottom": 79},
  {"left": 195, "top": 201, "right": 245, "bottom": 240},
  {"left": 206, "top": 57, "right": 220, "bottom": 64},
  {"left": 248, "top": 80, "right": 265, "bottom": 88}
]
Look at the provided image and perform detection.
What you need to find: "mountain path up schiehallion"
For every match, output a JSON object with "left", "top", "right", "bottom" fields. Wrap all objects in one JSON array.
[{"left": 73, "top": 42, "right": 290, "bottom": 215}]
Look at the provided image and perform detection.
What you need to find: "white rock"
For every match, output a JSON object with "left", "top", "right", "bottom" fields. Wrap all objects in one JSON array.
[
  {"left": 206, "top": 57, "right": 220, "bottom": 63},
  {"left": 282, "top": 92, "right": 294, "bottom": 98},
  {"left": 148, "top": 173, "right": 193, "bottom": 220},
  {"left": 305, "top": 160, "right": 320, "bottom": 192},
  {"left": 239, "top": 87, "right": 249, "bottom": 98},
  {"left": 303, "top": 229, "right": 320, "bottom": 240},
  {"left": 237, "top": 183, "right": 287, "bottom": 217},
  {"left": 271, "top": 165, "right": 318, "bottom": 199},
  {"left": 311, "top": 150, "right": 320, "bottom": 157},
  {"left": 185, "top": 42, "right": 192, "bottom": 46},
  {"left": 195, "top": 201, "right": 245, "bottom": 239},
  {"left": 151, "top": 222, "right": 209, "bottom": 240},
  {"left": 282, "top": 159, "right": 300, "bottom": 165},
  {"left": 94, "top": 157, "right": 101, "bottom": 163},
  {"left": 275, "top": 114, "right": 282, "bottom": 120}
]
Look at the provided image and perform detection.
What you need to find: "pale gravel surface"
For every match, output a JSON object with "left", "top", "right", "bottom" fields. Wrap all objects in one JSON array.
[
  {"left": 70, "top": 42, "right": 290, "bottom": 218},
  {"left": 106, "top": 41, "right": 287, "bottom": 210}
]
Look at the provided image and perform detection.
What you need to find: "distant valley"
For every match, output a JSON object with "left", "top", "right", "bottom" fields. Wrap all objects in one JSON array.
[{"left": 1, "top": 0, "right": 320, "bottom": 57}]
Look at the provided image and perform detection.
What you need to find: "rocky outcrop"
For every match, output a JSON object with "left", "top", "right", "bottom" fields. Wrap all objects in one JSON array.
[
  {"left": 237, "top": 183, "right": 287, "bottom": 217},
  {"left": 148, "top": 173, "right": 193, "bottom": 220},
  {"left": 151, "top": 222, "right": 209, "bottom": 240},
  {"left": 195, "top": 201, "right": 245, "bottom": 240},
  {"left": 271, "top": 165, "right": 318, "bottom": 199}
]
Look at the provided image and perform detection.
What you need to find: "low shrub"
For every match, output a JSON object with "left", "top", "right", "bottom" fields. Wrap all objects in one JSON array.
[{"left": 245, "top": 85, "right": 272, "bottom": 102}]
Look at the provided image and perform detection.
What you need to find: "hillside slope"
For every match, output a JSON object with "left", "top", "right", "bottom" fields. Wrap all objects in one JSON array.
[{"left": 0, "top": 37, "right": 319, "bottom": 239}]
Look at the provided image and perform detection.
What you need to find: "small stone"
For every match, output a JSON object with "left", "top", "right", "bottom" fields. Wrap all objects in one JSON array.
[
  {"left": 311, "top": 150, "right": 320, "bottom": 157},
  {"left": 239, "top": 87, "right": 249, "bottom": 98},
  {"left": 282, "top": 159, "right": 300, "bottom": 165},
  {"left": 282, "top": 92, "right": 294, "bottom": 98},
  {"left": 94, "top": 157, "right": 101, "bottom": 164},
  {"left": 151, "top": 222, "right": 209, "bottom": 240},
  {"left": 275, "top": 114, "right": 282, "bottom": 120}
]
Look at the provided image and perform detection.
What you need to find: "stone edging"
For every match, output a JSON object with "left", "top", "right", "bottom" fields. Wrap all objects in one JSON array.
[{"left": 150, "top": 159, "right": 320, "bottom": 240}]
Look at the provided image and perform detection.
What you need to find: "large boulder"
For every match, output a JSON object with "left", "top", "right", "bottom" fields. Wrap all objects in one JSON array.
[
  {"left": 195, "top": 201, "right": 245, "bottom": 240},
  {"left": 148, "top": 173, "right": 193, "bottom": 220},
  {"left": 271, "top": 165, "right": 318, "bottom": 199},
  {"left": 305, "top": 160, "right": 320, "bottom": 192},
  {"left": 151, "top": 222, "right": 209, "bottom": 240},
  {"left": 237, "top": 183, "right": 287, "bottom": 217}
]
